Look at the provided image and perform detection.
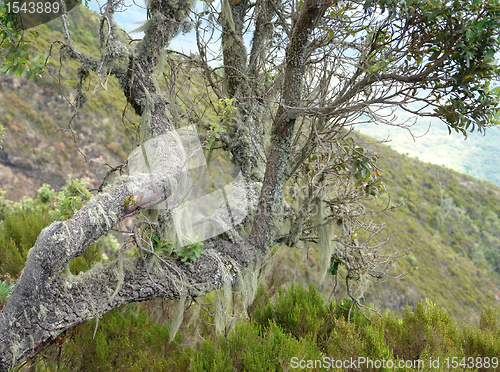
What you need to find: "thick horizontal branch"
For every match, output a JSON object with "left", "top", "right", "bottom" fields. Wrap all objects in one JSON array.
[
  {"left": 0, "top": 245, "right": 229, "bottom": 371},
  {"left": 0, "top": 134, "right": 188, "bottom": 369}
]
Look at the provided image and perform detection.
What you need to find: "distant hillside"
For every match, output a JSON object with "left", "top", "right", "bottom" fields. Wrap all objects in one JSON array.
[
  {"left": 0, "top": 6, "right": 135, "bottom": 200},
  {"left": 281, "top": 131, "right": 500, "bottom": 323},
  {"left": 356, "top": 121, "right": 500, "bottom": 186}
]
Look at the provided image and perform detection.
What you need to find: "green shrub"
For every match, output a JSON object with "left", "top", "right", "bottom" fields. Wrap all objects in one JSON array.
[
  {"left": 461, "top": 325, "right": 500, "bottom": 372},
  {"left": 51, "top": 175, "right": 92, "bottom": 221},
  {"left": 0, "top": 205, "right": 52, "bottom": 278},
  {"left": 479, "top": 305, "right": 498, "bottom": 333},
  {"left": 191, "top": 321, "right": 321, "bottom": 372},
  {"left": 326, "top": 317, "right": 393, "bottom": 372},
  {"left": 461, "top": 306, "right": 500, "bottom": 372},
  {"left": 253, "top": 283, "right": 329, "bottom": 340},
  {"left": 58, "top": 305, "right": 191, "bottom": 371},
  {"left": 382, "top": 301, "right": 459, "bottom": 362},
  {"left": 37, "top": 183, "right": 56, "bottom": 203}
]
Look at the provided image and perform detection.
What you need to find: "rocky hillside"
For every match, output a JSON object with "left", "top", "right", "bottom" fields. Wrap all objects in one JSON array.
[{"left": 0, "top": 5, "right": 135, "bottom": 200}]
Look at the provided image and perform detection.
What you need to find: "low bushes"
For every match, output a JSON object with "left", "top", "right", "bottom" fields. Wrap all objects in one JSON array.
[{"left": 47, "top": 285, "right": 500, "bottom": 371}]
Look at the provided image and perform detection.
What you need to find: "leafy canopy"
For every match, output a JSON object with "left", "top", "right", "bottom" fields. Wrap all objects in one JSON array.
[
  {"left": 0, "top": 1, "right": 44, "bottom": 79},
  {"left": 361, "top": 0, "right": 500, "bottom": 134},
  {"left": 0, "top": 0, "right": 90, "bottom": 78}
]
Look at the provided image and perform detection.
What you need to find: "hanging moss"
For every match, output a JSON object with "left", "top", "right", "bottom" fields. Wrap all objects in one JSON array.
[
  {"left": 315, "top": 200, "right": 337, "bottom": 284},
  {"left": 168, "top": 296, "right": 186, "bottom": 342}
]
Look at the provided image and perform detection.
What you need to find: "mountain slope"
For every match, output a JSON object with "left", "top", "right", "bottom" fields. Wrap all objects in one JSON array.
[
  {"left": 0, "top": 6, "right": 135, "bottom": 200},
  {"left": 280, "top": 131, "right": 500, "bottom": 322},
  {"left": 356, "top": 121, "right": 500, "bottom": 186},
  {"left": 372, "top": 130, "right": 500, "bottom": 319}
]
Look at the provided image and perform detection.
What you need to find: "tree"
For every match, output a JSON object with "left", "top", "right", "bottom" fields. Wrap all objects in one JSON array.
[{"left": 1, "top": 0, "right": 500, "bottom": 368}]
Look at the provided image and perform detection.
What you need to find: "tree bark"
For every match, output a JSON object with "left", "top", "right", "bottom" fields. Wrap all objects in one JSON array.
[{"left": 250, "top": 0, "right": 332, "bottom": 252}]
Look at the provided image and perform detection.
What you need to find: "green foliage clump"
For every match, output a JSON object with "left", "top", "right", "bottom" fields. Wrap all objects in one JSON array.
[
  {"left": 382, "top": 300, "right": 459, "bottom": 362},
  {"left": 0, "top": 279, "right": 14, "bottom": 305},
  {"left": 58, "top": 305, "right": 191, "bottom": 371},
  {"left": 461, "top": 306, "right": 500, "bottom": 371},
  {"left": 191, "top": 321, "right": 320, "bottom": 372},
  {"left": 0, "top": 0, "right": 46, "bottom": 79},
  {"left": 364, "top": 0, "right": 500, "bottom": 135},
  {"left": 326, "top": 316, "right": 393, "bottom": 370},
  {"left": 37, "top": 183, "right": 56, "bottom": 203},
  {"left": 0, "top": 16, "right": 44, "bottom": 80},
  {"left": 145, "top": 231, "right": 175, "bottom": 255},
  {"left": 253, "top": 284, "right": 329, "bottom": 340},
  {"left": 341, "top": 137, "right": 385, "bottom": 196},
  {"left": 178, "top": 235, "right": 203, "bottom": 263},
  {"left": 51, "top": 175, "right": 92, "bottom": 221},
  {"left": 141, "top": 228, "right": 202, "bottom": 262},
  {"left": 479, "top": 306, "right": 498, "bottom": 333},
  {"left": 0, "top": 204, "right": 51, "bottom": 278}
]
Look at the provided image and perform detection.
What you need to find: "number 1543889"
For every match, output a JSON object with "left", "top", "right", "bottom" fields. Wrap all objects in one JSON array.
[{"left": 6, "top": 1, "right": 60, "bottom": 14}]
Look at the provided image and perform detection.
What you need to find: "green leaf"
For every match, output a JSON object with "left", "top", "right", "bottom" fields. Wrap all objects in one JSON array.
[
  {"left": 428, "top": 9, "right": 441, "bottom": 20},
  {"left": 350, "top": 162, "right": 357, "bottom": 176},
  {"left": 330, "top": 257, "right": 340, "bottom": 276}
]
